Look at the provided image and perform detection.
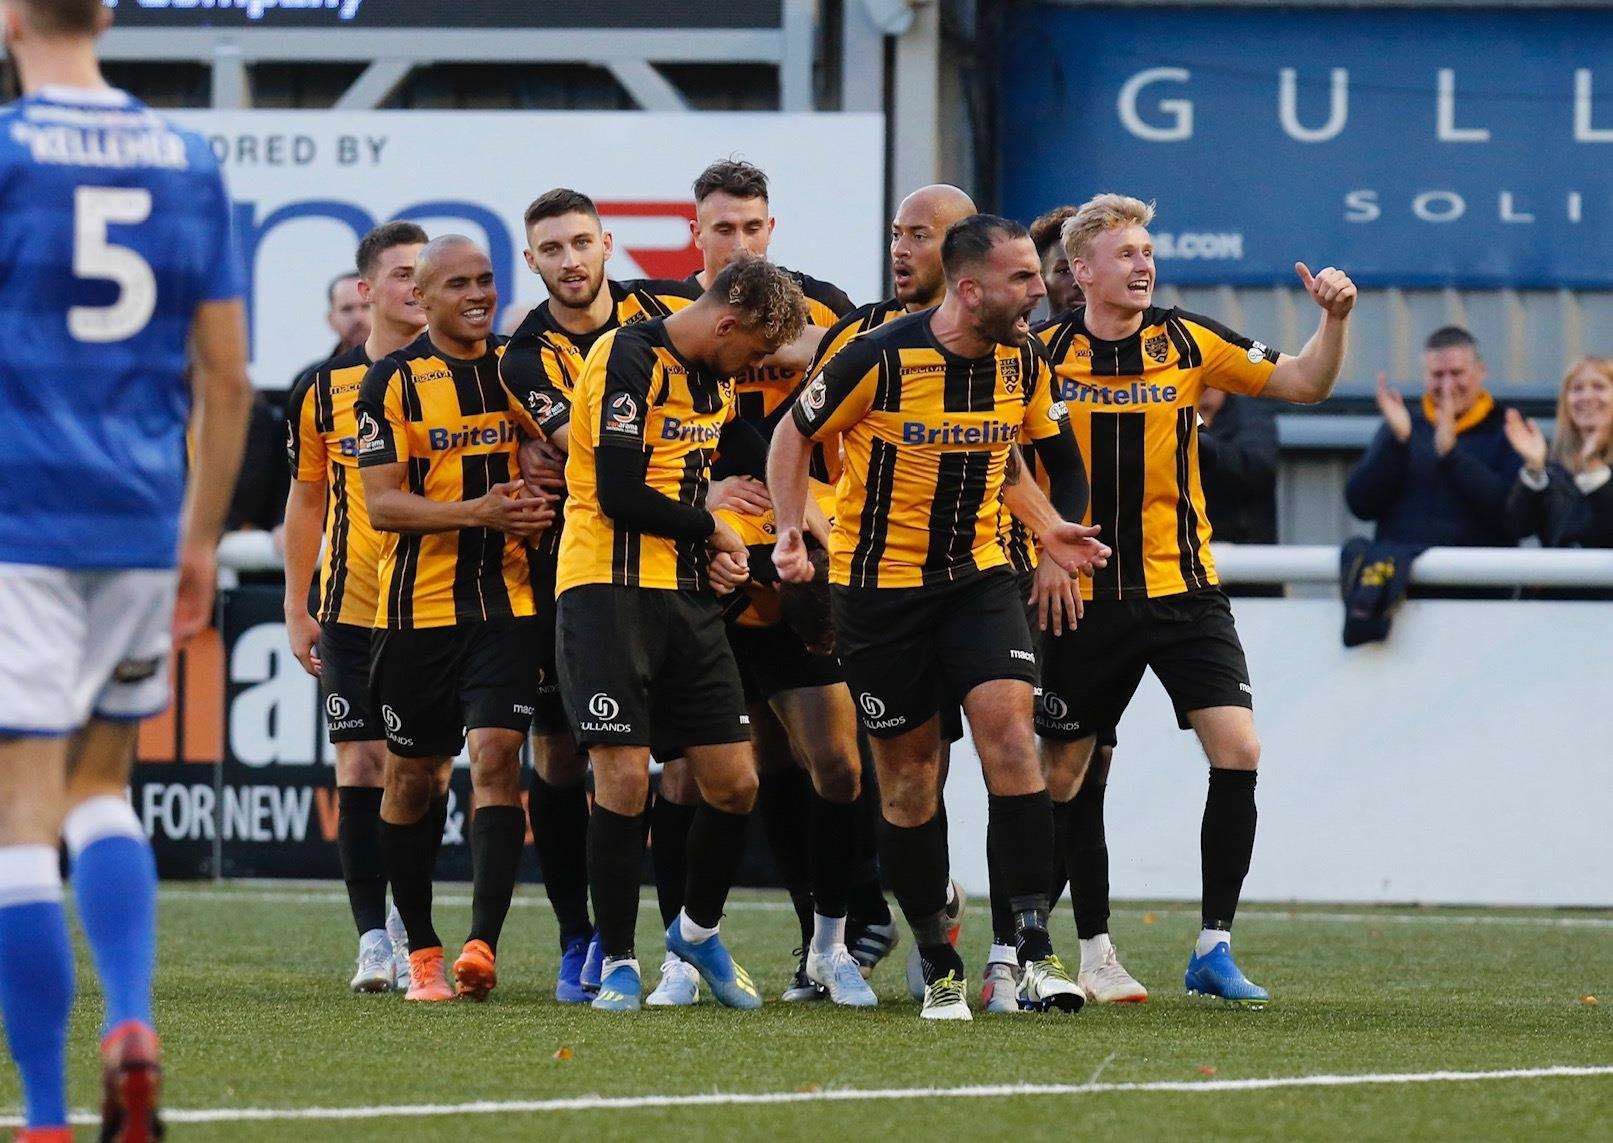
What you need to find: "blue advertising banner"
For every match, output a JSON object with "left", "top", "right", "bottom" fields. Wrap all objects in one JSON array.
[{"left": 999, "top": 5, "right": 1613, "bottom": 287}]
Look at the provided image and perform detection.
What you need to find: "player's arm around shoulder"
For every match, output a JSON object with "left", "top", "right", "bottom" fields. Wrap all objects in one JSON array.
[
  {"left": 499, "top": 330, "right": 573, "bottom": 453},
  {"left": 769, "top": 338, "right": 880, "bottom": 582},
  {"left": 1260, "top": 262, "right": 1358, "bottom": 404}
]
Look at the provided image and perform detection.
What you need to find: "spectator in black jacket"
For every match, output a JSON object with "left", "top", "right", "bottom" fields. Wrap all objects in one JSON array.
[
  {"left": 1502, "top": 356, "right": 1613, "bottom": 549},
  {"left": 1198, "top": 387, "right": 1278, "bottom": 544},
  {"left": 1346, "top": 327, "right": 1521, "bottom": 547},
  {"left": 221, "top": 391, "right": 291, "bottom": 585}
]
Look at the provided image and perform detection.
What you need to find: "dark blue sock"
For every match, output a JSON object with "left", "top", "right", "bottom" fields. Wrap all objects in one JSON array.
[
  {"left": 72, "top": 833, "right": 158, "bottom": 1031},
  {"left": 0, "top": 847, "right": 74, "bottom": 1129}
]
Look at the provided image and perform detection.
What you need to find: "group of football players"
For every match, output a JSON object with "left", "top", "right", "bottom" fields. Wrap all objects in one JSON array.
[
  {"left": 0, "top": 1, "right": 1362, "bottom": 1135},
  {"left": 287, "top": 153, "right": 1358, "bottom": 1021}
]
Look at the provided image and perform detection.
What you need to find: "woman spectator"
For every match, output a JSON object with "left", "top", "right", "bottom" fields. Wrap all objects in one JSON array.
[{"left": 1502, "top": 357, "right": 1613, "bottom": 551}]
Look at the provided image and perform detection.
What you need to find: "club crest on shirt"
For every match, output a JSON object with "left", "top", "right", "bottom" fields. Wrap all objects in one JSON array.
[
  {"left": 1000, "top": 355, "right": 1021, "bottom": 393},
  {"left": 1145, "top": 332, "right": 1169, "bottom": 363}
]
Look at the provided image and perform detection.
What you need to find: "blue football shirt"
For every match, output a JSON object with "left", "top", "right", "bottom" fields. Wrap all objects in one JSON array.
[{"left": 0, "top": 86, "right": 244, "bottom": 569}]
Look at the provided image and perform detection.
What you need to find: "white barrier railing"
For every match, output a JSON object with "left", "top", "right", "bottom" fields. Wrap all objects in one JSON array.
[
  {"left": 1216, "top": 544, "right": 1613, "bottom": 588},
  {"left": 218, "top": 535, "right": 1613, "bottom": 590}
]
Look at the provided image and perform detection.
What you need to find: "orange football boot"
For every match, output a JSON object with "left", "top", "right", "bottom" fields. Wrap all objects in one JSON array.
[
  {"left": 404, "top": 947, "right": 454, "bottom": 1002},
  {"left": 99, "top": 1019, "right": 163, "bottom": 1143},
  {"left": 453, "top": 940, "right": 497, "bottom": 1001}
]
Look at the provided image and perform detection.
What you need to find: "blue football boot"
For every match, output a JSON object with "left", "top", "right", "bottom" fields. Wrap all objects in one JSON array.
[
  {"left": 555, "top": 929, "right": 594, "bottom": 1004},
  {"left": 1184, "top": 940, "right": 1270, "bottom": 1008},
  {"left": 664, "top": 920, "right": 763, "bottom": 1010},
  {"left": 590, "top": 958, "right": 642, "bottom": 1012},
  {"left": 579, "top": 933, "right": 603, "bottom": 992}
]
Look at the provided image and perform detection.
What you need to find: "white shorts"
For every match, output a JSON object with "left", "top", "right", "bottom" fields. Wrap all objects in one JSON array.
[{"left": 0, "top": 564, "right": 177, "bottom": 736}]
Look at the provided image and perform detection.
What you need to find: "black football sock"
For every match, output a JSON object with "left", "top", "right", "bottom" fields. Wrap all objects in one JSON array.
[
  {"left": 879, "top": 810, "right": 961, "bottom": 982},
  {"left": 427, "top": 793, "right": 449, "bottom": 867},
  {"left": 1202, "top": 768, "right": 1258, "bottom": 930},
  {"left": 809, "top": 790, "right": 858, "bottom": 921},
  {"left": 683, "top": 802, "right": 751, "bottom": 930},
  {"left": 757, "top": 768, "right": 814, "bottom": 943},
  {"left": 380, "top": 808, "right": 440, "bottom": 952},
  {"left": 845, "top": 759, "right": 892, "bottom": 927},
  {"left": 588, "top": 804, "right": 645, "bottom": 960},
  {"left": 466, "top": 805, "right": 524, "bottom": 952},
  {"left": 650, "top": 795, "right": 697, "bottom": 929},
  {"left": 986, "top": 811, "right": 1016, "bottom": 949},
  {"left": 336, "top": 786, "right": 387, "bottom": 936},
  {"left": 988, "top": 791, "right": 1055, "bottom": 964},
  {"left": 1062, "top": 776, "right": 1112, "bottom": 940},
  {"left": 529, "top": 774, "right": 593, "bottom": 943}
]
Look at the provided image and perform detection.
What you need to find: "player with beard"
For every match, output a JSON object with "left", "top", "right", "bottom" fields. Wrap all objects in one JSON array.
[
  {"left": 1035, "top": 194, "right": 1355, "bottom": 1007},
  {"left": 355, "top": 236, "right": 554, "bottom": 1003},
  {"left": 815, "top": 188, "right": 1084, "bottom": 1012},
  {"left": 810, "top": 184, "right": 986, "bottom": 984},
  {"left": 498, "top": 188, "right": 702, "bottom": 1004},
  {"left": 285, "top": 221, "right": 429, "bottom": 993},
  {"left": 636, "top": 158, "right": 874, "bottom": 1006},
  {"left": 771, "top": 216, "right": 1110, "bottom": 1020}
]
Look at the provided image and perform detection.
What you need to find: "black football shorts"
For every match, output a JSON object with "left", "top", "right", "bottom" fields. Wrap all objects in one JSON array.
[
  {"left": 831, "top": 567, "right": 1038, "bottom": 739},
  {"left": 726, "top": 620, "right": 843, "bottom": 706},
  {"left": 317, "top": 621, "right": 377, "bottom": 744},
  {"left": 1036, "top": 587, "right": 1251, "bottom": 740},
  {"left": 368, "top": 616, "right": 540, "bottom": 758},
  {"left": 555, "top": 584, "right": 749, "bottom": 750},
  {"left": 529, "top": 552, "right": 567, "bottom": 734}
]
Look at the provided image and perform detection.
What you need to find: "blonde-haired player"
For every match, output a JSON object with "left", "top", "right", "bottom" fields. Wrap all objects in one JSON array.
[{"left": 1033, "top": 192, "right": 1355, "bottom": 1007}]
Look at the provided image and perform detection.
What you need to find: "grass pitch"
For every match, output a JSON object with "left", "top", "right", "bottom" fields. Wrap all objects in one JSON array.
[{"left": 3, "top": 884, "right": 1608, "bottom": 1140}]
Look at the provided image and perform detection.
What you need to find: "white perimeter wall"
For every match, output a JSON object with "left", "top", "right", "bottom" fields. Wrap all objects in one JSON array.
[{"left": 943, "top": 599, "right": 1611, "bottom": 908}]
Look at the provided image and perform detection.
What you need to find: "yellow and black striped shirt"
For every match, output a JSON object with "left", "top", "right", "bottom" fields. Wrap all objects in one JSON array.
[
  {"left": 286, "top": 344, "right": 383, "bottom": 628},
  {"left": 812, "top": 298, "right": 1041, "bottom": 576},
  {"left": 354, "top": 333, "right": 544, "bottom": 629},
  {"left": 682, "top": 268, "right": 852, "bottom": 431},
  {"left": 499, "top": 279, "right": 694, "bottom": 556},
  {"left": 809, "top": 296, "right": 906, "bottom": 374},
  {"left": 556, "top": 319, "right": 736, "bottom": 596},
  {"left": 1036, "top": 306, "right": 1278, "bottom": 600},
  {"left": 791, "top": 308, "right": 1067, "bottom": 589}
]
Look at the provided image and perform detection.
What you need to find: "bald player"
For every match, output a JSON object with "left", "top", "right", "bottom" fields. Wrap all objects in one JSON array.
[
  {"left": 355, "top": 235, "right": 554, "bottom": 1002},
  {"left": 813, "top": 184, "right": 978, "bottom": 367}
]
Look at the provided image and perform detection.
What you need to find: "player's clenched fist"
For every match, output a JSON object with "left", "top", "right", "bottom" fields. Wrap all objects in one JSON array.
[
  {"left": 1295, "top": 262, "right": 1357, "bottom": 320},
  {"left": 772, "top": 526, "right": 814, "bottom": 584}
]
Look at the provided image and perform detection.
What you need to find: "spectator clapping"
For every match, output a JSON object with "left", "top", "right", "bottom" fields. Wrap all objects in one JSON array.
[{"left": 1502, "top": 357, "right": 1613, "bottom": 549}]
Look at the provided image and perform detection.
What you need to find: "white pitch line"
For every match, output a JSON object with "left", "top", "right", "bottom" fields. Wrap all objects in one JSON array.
[
  {"left": 6, "top": 1065, "right": 1611, "bottom": 1127},
  {"left": 154, "top": 888, "right": 1613, "bottom": 928}
]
